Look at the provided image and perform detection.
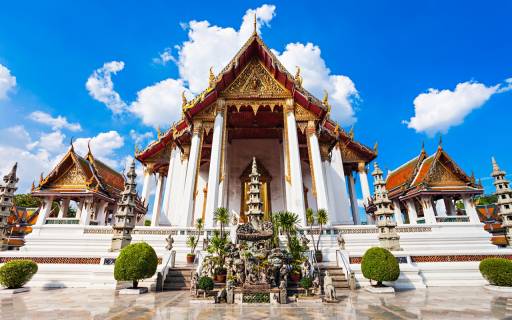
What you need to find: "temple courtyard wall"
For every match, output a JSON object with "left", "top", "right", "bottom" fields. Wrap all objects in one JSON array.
[{"left": 1, "top": 222, "right": 509, "bottom": 290}]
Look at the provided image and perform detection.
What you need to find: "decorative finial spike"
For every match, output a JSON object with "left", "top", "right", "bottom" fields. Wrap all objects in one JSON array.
[
  {"left": 181, "top": 91, "right": 187, "bottom": 107},
  {"left": 373, "top": 142, "right": 378, "bottom": 154},
  {"left": 438, "top": 134, "right": 443, "bottom": 148},
  {"left": 70, "top": 137, "right": 75, "bottom": 151},
  {"left": 87, "top": 139, "right": 92, "bottom": 155},
  {"left": 294, "top": 66, "right": 303, "bottom": 88},
  {"left": 348, "top": 126, "right": 354, "bottom": 140},
  {"left": 492, "top": 156, "right": 500, "bottom": 172},
  {"left": 421, "top": 141, "right": 425, "bottom": 152},
  {"left": 208, "top": 66, "right": 215, "bottom": 88},
  {"left": 253, "top": 13, "right": 257, "bottom": 35}
]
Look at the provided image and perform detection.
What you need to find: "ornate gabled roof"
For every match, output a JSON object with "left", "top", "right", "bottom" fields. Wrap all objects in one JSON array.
[
  {"left": 387, "top": 145, "right": 482, "bottom": 200},
  {"left": 33, "top": 145, "right": 124, "bottom": 200}
]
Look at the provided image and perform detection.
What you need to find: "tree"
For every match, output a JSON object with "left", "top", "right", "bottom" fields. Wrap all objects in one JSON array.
[
  {"left": 270, "top": 211, "right": 281, "bottom": 248},
  {"left": 361, "top": 247, "right": 400, "bottom": 287},
  {"left": 315, "top": 209, "right": 328, "bottom": 251},
  {"left": 114, "top": 242, "right": 158, "bottom": 289},
  {"left": 305, "top": 208, "right": 317, "bottom": 252},
  {"left": 13, "top": 194, "right": 41, "bottom": 208},
  {"left": 186, "top": 218, "right": 204, "bottom": 255},
  {"left": 213, "top": 207, "right": 230, "bottom": 239},
  {"left": 0, "top": 260, "right": 38, "bottom": 289},
  {"left": 277, "top": 211, "right": 300, "bottom": 249}
]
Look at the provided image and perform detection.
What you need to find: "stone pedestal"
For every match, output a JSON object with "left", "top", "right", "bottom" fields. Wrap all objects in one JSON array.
[
  {"left": 0, "top": 287, "right": 30, "bottom": 295},
  {"left": 119, "top": 287, "right": 148, "bottom": 295},
  {"left": 365, "top": 285, "right": 395, "bottom": 294}
]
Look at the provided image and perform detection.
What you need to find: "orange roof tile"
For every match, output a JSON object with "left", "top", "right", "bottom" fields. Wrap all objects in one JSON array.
[{"left": 386, "top": 156, "right": 421, "bottom": 191}]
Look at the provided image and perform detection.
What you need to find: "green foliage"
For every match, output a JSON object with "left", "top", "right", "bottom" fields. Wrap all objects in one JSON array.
[
  {"left": 207, "top": 231, "right": 229, "bottom": 259},
  {"left": 480, "top": 258, "right": 512, "bottom": 287},
  {"left": 186, "top": 218, "right": 204, "bottom": 254},
  {"left": 361, "top": 247, "right": 400, "bottom": 286},
  {"left": 305, "top": 208, "right": 315, "bottom": 227},
  {"left": 288, "top": 236, "right": 307, "bottom": 262},
  {"left": 270, "top": 212, "right": 281, "bottom": 248},
  {"left": 13, "top": 194, "right": 41, "bottom": 208},
  {"left": 316, "top": 209, "right": 328, "bottom": 225},
  {"left": 299, "top": 276, "right": 312, "bottom": 289},
  {"left": 114, "top": 242, "right": 158, "bottom": 288},
  {"left": 213, "top": 207, "right": 230, "bottom": 239},
  {"left": 144, "top": 220, "right": 151, "bottom": 226},
  {"left": 475, "top": 195, "right": 498, "bottom": 206},
  {"left": 0, "top": 260, "right": 38, "bottom": 289},
  {"left": 198, "top": 276, "right": 214, "bottom": 291}
]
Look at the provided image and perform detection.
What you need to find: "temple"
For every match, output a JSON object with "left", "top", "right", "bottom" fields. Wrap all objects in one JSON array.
[{"left": 135, "top": 30, "right": 376, "bottom": 228}]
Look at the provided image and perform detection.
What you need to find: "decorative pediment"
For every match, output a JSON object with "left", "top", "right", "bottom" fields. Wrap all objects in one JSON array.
[
  {"left": 51, "top": 164, "right": 87, "bottom": 188},
  {"left": 295, "top": 104, "right": 318, "bottom": 121},
  {"left": 427, "top": 152, "right": 470, "bottom": 186},
  {"left": 221, "top": 58, "right": 290, "bottom": 99}
]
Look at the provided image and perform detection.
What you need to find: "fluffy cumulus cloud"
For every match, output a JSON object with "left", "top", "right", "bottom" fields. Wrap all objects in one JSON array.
[
  {"left": 0, "top": 64, "right": 16, "bottom": 100},
  {"left": 404, "top": 78, "right": 512, "bottom": 136},
  {"left": 74, "top": 130, "right": 124, "bottom": 168},
  {"left": 130, "top": 78, "right": 191, "bottom": 127},
  {"left": 28, "top": 111, "right": 82, "bottom": 131},
  {"left": 273, "top": 43, "right": 359, "bottom": 125},
  {"left": 130, "top": 129, "right": 154, "bottom": 145},
  {"left": 86, "top": 61, "right": 126, "bottom": 113},
  {"left": 152, "top": 48, "right": 174, "bottom": 66}
]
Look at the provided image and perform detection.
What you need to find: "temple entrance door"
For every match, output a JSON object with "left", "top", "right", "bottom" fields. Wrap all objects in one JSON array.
[{"left": 239, "top": 158, "right": 272, "bottom": 222}]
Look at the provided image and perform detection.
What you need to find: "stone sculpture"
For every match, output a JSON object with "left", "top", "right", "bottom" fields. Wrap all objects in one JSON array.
[
  {"left": 190, "top": 272, "right": 199, "bottom": 297},
  {"left": 279, "top": 280, "right": 287, "bottom": 304},
  {"left": 323, "top": 271, "right": 336, "bottom": 302},
  {"left": 165, "top": 234, "right": 174, "bottom": 251},
  {"left": 312, "top": 274, "right": 321, "bottom": 295},
  {"left": 302, "top": 259, "right": 312, "bottom": 278}
]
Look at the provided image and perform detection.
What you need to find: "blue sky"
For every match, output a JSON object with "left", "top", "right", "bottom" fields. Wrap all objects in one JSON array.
[{"left": 0, "top": 0, "right": 511, "bottom": 198}]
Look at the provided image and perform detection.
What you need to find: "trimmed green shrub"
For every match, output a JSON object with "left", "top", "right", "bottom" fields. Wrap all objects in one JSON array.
[
  {"left": 114, "top": 242, "right": 157, "bottom": 289},
  {"left": 361, "top": 247, "right": 400, "bottom": 286},
  {"left": 0, "top": 260, "right": 38, "bottom": 289},
  {"left": 198, "top": 276, "right": 214, "bottom": 297},
  {"left": 299, "top": 276, "right": 313, "bottom": 295},
  {"left": 480, "top": 258, "right": 512, "bottom": 287}
]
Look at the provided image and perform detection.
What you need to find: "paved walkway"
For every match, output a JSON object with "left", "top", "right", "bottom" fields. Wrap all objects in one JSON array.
[{"left": 0, "top": 287, "right": 510, "bottom": 319}]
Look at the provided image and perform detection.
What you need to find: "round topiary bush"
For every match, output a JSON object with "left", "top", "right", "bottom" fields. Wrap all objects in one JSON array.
[
  {"left": 361, "top": 247, "right": 400, "bottom": 286},
  {"left": 0, "top": 260, "right": 38, "bottom": 289},
  {"left": 198, "top": 276, "right": 214, "bottom": 298},
  {"left": 480, "top": 258, "right": 512, "bottom": 287},
  {"left": 114, "top": 242, "right": 158, "bottom": 289},
  {"left": 299, "top": 276, "right": 313, "bottom": 295}
]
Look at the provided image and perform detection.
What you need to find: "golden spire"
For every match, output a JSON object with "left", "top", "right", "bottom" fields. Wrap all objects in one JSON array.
[
  {"left": 156, "top": 126, "right": 162, "bottom": 139},
  {"left": 294, "top": 66, "right": 303, "bottom": 88},
  {"left": 39, "top": 172, "right": 44, "bottom": 184},
  {"left": 438, "top": 134, "right": 443, "bottom": 149},
  {"left": 348, "top": 126, "right": 354, "bottom": 140},
  {"left": 182, "top": 91, "right": 187, "bottom": 107},
  {"left": 31, "top": 181, "right": 35, "bottom": 191},
  {"left": 253, "top": 13, "right": 257, "bottom": 35},
  {"left": 322, "top": 90, "right": 331, "bottom": 115},
  {"left": 208, "top": 67, "right": 215, "bottom": 88},
  {"left": 373, "top": 142, "right": 379, "bottom": 154},
  {"left": 135, "top": 143, "right": 140, "bottom": 155}
]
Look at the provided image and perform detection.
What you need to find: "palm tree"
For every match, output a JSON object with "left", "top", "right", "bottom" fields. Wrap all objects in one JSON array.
[
  {"left": 315, "top": 209, "right": 328, "bottom": 251},
  {"left": 277, "top": 211, "right": 300, "bottom": 249},
  {"left": 305, "top": 208, "right": 317, "bottom": 252},
  {"left": 270, "top": 211, "right": 281, "bottom": 248},
  {"left": 213, "top": 207, "right": 230, "bottom": 239}
]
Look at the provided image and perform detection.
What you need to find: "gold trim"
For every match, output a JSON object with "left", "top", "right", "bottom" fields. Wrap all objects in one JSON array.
[{"left": 306, "top": 121, "right": 317, "bottom": 197}]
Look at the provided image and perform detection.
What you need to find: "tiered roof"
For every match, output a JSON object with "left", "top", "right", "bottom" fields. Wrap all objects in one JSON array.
[
  {"left": 136, "top": 30, "right": 376, "bottom": 166},
  {"left": 386, "top": 145, "right": 482, "bottom": 201}
]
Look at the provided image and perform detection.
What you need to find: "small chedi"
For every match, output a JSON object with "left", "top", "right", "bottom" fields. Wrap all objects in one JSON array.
[
  {"left": 0, "top": 163, "right": 18, "bottom": 251},
  {"left": 491, "top": 157, "right": 512, "bottom": 245}
]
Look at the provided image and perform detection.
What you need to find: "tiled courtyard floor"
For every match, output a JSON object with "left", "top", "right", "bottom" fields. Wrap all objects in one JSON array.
[{"left": 0, "top": 286, "right": 511, "bottom": 319}]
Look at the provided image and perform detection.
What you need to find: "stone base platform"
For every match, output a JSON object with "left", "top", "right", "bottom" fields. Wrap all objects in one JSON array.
[
  {"left": 365, "top": 285, "right": 395, "bottom": 294},
  {"left": 0, "top": 287, "right": 30, "bottom": 295}
]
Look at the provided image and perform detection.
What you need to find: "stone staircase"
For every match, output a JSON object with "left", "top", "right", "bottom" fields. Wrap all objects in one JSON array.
[
  {"left": 163, "top": 266, "right": 195, "bottom": 291},
  {"left": 317, "top": 263, "right": 350, "bottom": 291}
]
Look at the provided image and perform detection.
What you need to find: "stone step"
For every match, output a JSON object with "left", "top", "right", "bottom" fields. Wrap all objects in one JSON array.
[{"left": 167, "top": 270, "right": 194, "bottom": 276}]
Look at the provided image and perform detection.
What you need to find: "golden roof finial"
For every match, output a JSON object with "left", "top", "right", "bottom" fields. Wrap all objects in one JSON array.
[
  {"left": 135, "top": 143, "right": 140, "bottom": 155},
  {"left": 253, "top": 13, "right": 257, "bottom": 35},
  {"left": 182, "top": 91, "right": 187, "bottom": 107},
  {"left": 322, "top": 90, "right": 331, "bottom": 116},
  {"left": 438, "top": 134, "right": 443, "bottom": 149},
  {"left": 294, "top": 66, "right": 303, "bottom": 88},
  {"left": 69, "top": 137, "right": 75, "bottom": 152},
  {"left": 39, "top": 172, "right": 44, "bottom": 184},
  {"left": 208, "top": 66, "right": 215, "bottom": 88},
  {"left": 31, "top": 181, "right": 35, "bottom": 191},
  {"left": 156, "top": 126, "right": 162, "bottom": 139},
  {"left": 348, "top": 126, "right": 354, "bottom": 140}
]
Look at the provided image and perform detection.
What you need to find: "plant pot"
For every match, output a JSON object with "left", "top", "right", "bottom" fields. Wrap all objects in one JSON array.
[
  {"left": 214, "top": 274, "right": 226, "bottom": 283},
  {"left": 290, "top": 273, "right": 301, "bottom": 283},
  {"left": 186, "top": 254, "right": 196, "bottom": 264},
  {"left": 315, "top": 250, "right": 323, "bottom": 263}
]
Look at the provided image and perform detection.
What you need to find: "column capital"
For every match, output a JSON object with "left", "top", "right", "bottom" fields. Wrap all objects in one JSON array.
[
  {"left": 306, "top": 120, "right": 316, "bottom": 136},
  {"left": 284, "top": 98, "right": 295, "bottom": 113},
  {"left": 357, "top": 162, "right": 367, "bottom": 173},
  {"left": 192, "top": 120, "right": 203, "bottom": 135},
  {"left": 216, "top": 99, "right": 226, "bottom": 113},
  {"left": 143, "top": 163, "right": 154, "bottom": 175}
]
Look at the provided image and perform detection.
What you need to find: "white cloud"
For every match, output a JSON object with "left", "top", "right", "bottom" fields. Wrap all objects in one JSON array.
[
  {"left": 86, "top": 61, "right": 126, "bottom": 113},
  {"left": 130, "top": 129, "right": 154, "bottom": 144},
  {"left": 404, "top": 79, "right": 512, "bottom": 136},
  {"left": 153, "top": 48, "right": 174, "bottom": 65},
  {"left": 28, "top": 111, "right": 82, "bottom": 131},
  {"left": 0, "top": 64, "right": 16, "bottom": 100},
  {"left": 130, "top": 78, "right": 191, "bottom": 127},
  {"left": 174, "top": 5, "right": 276, "bottom": 94},
  {"left": 0, "top": 126, "right": 32, "bottom": 148},
  {"left": 74, "top": 130, "right": 125, "bottom": 168},
  {"left": 273, "top": 42, "right": 359, "bottom": 125},
  {"left": 37, "top": 130, "right": 66, "bottom": 153}
]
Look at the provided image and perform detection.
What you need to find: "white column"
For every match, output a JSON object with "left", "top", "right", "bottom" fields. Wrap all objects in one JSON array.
[
  {"left": 205, "top": 102, "right": 225, "bottom": 227},
  {"left": 358, "top": 163, "right": 371, "bottom": 205},
  {"left": 168, "top": 148, "right": 188, "bottom": 226},
  {"left": 75, "top": 200, "right": 83, "bottom": 220},
  {"left": 392, "top": 200, "right": 404, "bottom": 225},
  {"left": 463, "top": 195, "right": 481, "bottom": 223},
  {"left": 141, "top": 165, "right": 153, "bottom": 206},
  {"left": 80, "top": 198, "right": 93, "bottom": 225},
  {"left": 436, "top": 198, "right": 448, "bottom": 217},
  {"left": 182, "top": 121, "right": 202, "bottom": 226},
  {"left": 96, "top": 201, "right": 109, "bottom": 226},
  {"left": 284, "top": 99, "right": 306, "bottom": 224},
  {"left": 35, "top": 197, "right": 53, "bottom": 226},
  {"left": 328, "top": 146, "right": 353, "bottom": 224},
  {"left": 57, "top": 198, "right": 70, "bottom": 218},
  {"left": 421, "top": 196, "right": 436, "bottom": 224},
  {"left": 161, "top": 147, "right": 179, "bottom": 223},
  {"left": 347, "top": 173, "right": 360, "bottom": 225},
  {"left": 406, "top": 200, "right": 418, "bottom": 225},
  {"left": 306, "top": 121, "right": 329, "bottom": 215},
  {"left": 151, "top": 172, "right": 165, "bottom": 226}
]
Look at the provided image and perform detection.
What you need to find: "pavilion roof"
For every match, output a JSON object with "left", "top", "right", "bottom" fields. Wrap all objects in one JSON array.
[{"left": 136, "top": 32, "right": 376, "bottom": 164}]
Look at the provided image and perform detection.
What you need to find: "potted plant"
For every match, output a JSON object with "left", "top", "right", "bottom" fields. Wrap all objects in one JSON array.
[
  {"left": 214, "top": 266, "right": 227, "bottom": 283},
  {"left": 213, "top": 207, "right": 230, "bottom": 239},
  {"left": 0, "top": 260, "right": 38, "bottom": 294},
  {"left": 305, "top": 208, "right": 328, "bottom": 263},
  {"left": 361, "top": 247, "right": 400, "bottom": 293},
  {"left": 299, "top": 276, "right": 313, "bottom": 296},
  {"left": 185, "top": 218, "right": 204, "bottom": 264},
  {"left": 207, "top": 231, "right": 229, "bottom": 283},
  {"left": 198, "top": 276, "right": 214, "bottom": 298},
  {"left": 114, "top": 242, "right": 158, "bottom": 294},
  {"left": 480, "top": 258, "right": 512, "bottom": 288},
  {"left": 290, "top": 264, "right": 302, "bottom": 283}
]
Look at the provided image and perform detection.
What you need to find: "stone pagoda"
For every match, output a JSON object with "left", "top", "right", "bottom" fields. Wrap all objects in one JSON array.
[
  {"left": 371, "top": 162, "right": 400, "bottom": 251},
  {"left": 246, "top": 157, "right": 264, "bottom": 230},
  {"left": 111, "top": 160, "right": 138, "bottom": 252},
  {"left": 491, "top": 157, "right": 512, "bottom": 245},
  {"left": 0, "top": 163, "right": 18, "bottom": 251}
]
